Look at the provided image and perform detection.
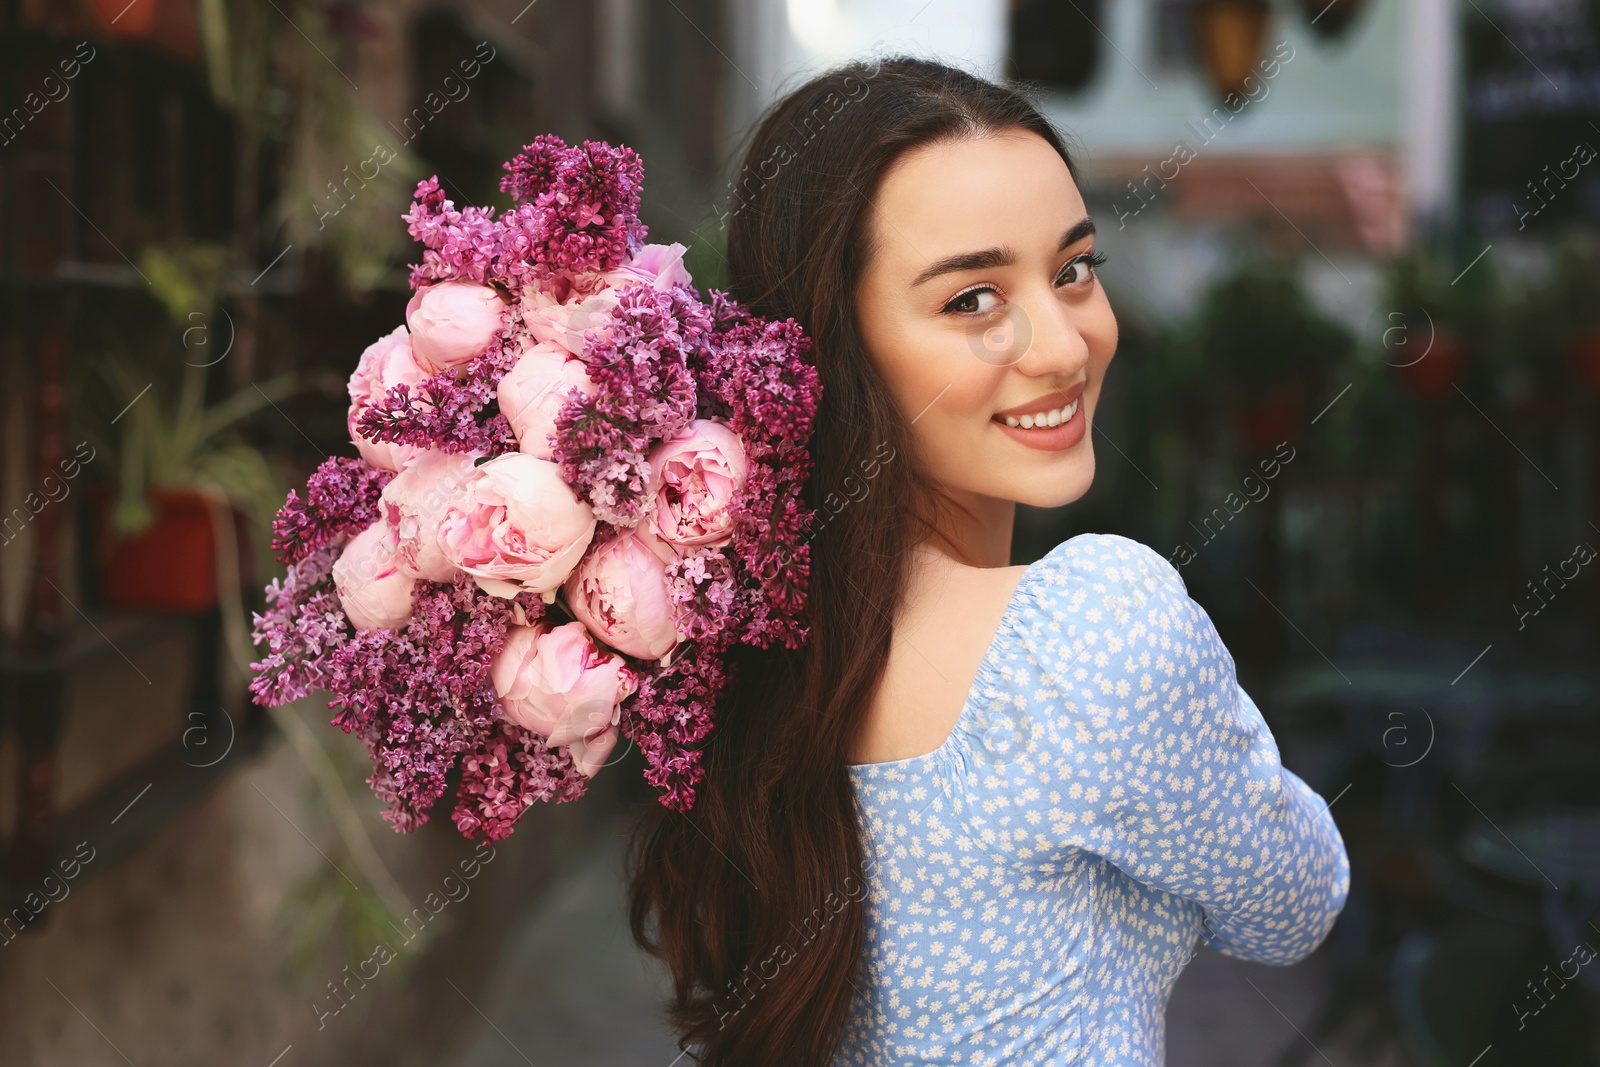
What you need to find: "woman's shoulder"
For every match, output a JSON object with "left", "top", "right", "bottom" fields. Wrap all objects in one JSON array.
[
  {"left": 1015, "top": 532, "right": 1189, "bottom": 616},
  {"left": 987, "top": 532, "right": 1217, "bottom": 695}
]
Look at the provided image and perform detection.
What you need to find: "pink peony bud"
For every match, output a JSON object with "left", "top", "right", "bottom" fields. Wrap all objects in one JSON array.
[
  {"left": 437, "top": 453, "right": 596, "bottom": 600},
  {"left": 406, "top": 281, "right": 506, "bottom": 374},
  {"left": 497, "top": 338, "right": 597, "bottom": 460},
  {"left": 346, "top": 325, "right": 430, "bottom": 473},
  {"left": 490, "top": 620, "right": 636, "bottom": 778},
  {"left": 644, "top": 418, "right": 749, "bottom": 550},
  {"left": 378, "top": 450, "right": 481, "bottom": 582},
  {"left": 563, "top": 531, "right": 679, "bottom": 661},
  {"left": 331, "top": 521, "right": 416, "bottom": 631}
]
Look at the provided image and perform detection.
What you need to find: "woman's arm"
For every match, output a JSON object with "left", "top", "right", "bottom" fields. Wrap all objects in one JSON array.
[
  {"left": 1015, "top": 534, "right": 1350, "bottom": 965},
  {"left": 1153, "top": 684, "right": 1350, "bottom": 965}
]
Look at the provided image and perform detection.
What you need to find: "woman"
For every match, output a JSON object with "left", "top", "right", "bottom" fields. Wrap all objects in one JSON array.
[{"left": 627, "top": 55, "right": 1350, "bottom": 1066}]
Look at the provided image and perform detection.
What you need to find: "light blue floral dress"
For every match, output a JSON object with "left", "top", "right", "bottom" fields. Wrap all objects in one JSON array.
[{"left": 837, "top": 534, "right": 1351, "bottom": 1066}]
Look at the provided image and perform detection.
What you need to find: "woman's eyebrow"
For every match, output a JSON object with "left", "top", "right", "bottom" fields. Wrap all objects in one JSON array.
[{"left": 909, "top": 216, "right": 1096, "bottom": 288}]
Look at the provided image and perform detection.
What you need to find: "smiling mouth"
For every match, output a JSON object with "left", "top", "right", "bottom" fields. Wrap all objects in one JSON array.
[{"left": 993, "top": 395, "right": 1080, "bottom": 429}]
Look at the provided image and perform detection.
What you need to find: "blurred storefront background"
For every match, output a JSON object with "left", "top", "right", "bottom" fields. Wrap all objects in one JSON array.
[{"left": 2, "top": 1, "right": 1599, "bottom": 1064}]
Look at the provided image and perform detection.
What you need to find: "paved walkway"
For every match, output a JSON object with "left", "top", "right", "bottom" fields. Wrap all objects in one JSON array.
[{"left": 445, "top": 814, "right": 682, "bottom": 1067}]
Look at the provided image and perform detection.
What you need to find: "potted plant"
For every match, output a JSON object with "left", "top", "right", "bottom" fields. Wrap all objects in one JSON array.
[
  {"left": 79, "top": 242, "right": 299, "bottom": 613},
  {"left": 89, "top": 353, "right": 295, "bottom": 612},
  {"left": 1382, "top": 250, "right": 1487, "bottom": 402}
]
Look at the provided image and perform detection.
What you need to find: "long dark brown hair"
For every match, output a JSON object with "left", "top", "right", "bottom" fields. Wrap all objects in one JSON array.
[{"left": 625, "top": 55, "right": 1080, "bottom": 1065}]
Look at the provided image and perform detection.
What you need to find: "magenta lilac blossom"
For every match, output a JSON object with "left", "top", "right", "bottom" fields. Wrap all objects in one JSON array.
[{"left": 270, "top": 457, "right": 394, "bottom": 565}]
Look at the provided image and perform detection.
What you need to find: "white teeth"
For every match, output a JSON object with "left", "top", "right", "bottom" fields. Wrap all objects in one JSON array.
[{"left": 1001, "top": 398, "right": 1079, "bottom": 429}]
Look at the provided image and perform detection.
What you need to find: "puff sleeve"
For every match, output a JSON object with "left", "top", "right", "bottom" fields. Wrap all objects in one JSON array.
[{"left": 997, "top": 534, "right": 1350, "bottom": 966}]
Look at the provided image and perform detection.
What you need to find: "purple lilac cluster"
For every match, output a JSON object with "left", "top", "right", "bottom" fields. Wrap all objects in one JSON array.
[
  {"left": 403, "top": 136, "right": 645, "bottom": 292},
  {"left": 623, "top": 646, "right": 728, "bottom": 809},
  {"left": 601, "top": 302, "right": 820, "bottom": 807},
  {"left": 250, "top": 135, "right": 819, "bottom": 837},
  {"left": 496, "top": 136, "right": 647, "bottom": 286},
  {"left": 355, "top": 327, "right": 521, "bottom": 458},
  {"left": 270, "top": 457, "right": 393, "bottom": 564},
  {"left": 550, "top": 284, "right": 708, "bottom": 525},
  {"left": 321, "top": 578, "right": 566, "bottom": 833},
  {"left": 452, "top": 718, "right": 590, "bottom": 841},
  {"left": 249, "top": 543, "right": 349, "bottom": 707},
  {"left": 696, "top": 310, "right": 819, "bottom": 642}
]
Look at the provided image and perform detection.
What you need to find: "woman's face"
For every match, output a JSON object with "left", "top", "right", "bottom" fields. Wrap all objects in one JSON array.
[{"left": 855, "top": 129, "right": 1117, "bottom": 513}]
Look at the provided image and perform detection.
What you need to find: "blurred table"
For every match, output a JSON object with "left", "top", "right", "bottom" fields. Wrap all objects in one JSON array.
[{"left": 1460, "top": 812, "right": 1600, "bottom": 894}]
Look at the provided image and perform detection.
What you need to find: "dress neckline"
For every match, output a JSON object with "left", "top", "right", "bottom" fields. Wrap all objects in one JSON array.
[{"left": 843, "top": 544, "right": 1054, "bottom": 775}]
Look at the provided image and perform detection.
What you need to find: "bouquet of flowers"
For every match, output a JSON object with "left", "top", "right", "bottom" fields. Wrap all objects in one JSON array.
[{"left": 249, "top": 136, "right": 819, "bottom": 842}]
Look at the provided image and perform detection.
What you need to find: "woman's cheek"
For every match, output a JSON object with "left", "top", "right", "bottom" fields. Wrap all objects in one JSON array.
[
  {"left": 943, "top": 365, "right": 1008, "bottom": 424},
  {"left": 879, "top": 320, "right": 964, "bottom": 412},
  {"left": 1090, "top": 295, "right": 1119, "bottom": 366}
]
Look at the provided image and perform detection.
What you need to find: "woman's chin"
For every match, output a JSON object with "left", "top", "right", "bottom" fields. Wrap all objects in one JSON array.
[{"left": 1012, "top": 453, "right": 1095, "bottom": 510}]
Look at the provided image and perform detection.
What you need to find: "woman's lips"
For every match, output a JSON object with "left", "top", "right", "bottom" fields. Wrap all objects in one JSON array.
[
  {"left": 991, "top": 382, "right": 1082, "bottom": 420},
  {"left": 991, "top": 395, "right": 1086, "bottom": 452}
]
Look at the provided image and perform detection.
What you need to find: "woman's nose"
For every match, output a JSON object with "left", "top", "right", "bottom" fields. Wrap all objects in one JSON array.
[{"left": 974, "top": 290, "right": 1090, "bottom": 377}]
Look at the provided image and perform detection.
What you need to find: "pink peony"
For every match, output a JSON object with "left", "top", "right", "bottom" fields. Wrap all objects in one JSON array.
[
  {"left": 490, "top": 620, "right": 636, "bottom": 778},
  {"left": 519, "top": 242, "right": 691, "bottom": 356},
  {"left": 347, "top": 326, "right": 430, "bottom": 472},
  {"left": 644, "top": 418, "right": 749, "bottom": 550},
  {"left": 498, "top": 338, "right": 597, "bottom": 460},
  {"left": 438, "top": 453, "right": 596, "bottom": 599},
  {"left": 379, "top": 450, "right": 481, "bottom": 582},
  {"left": 563, "top": 531, "right": 679, "bottom": 661},
  {"left": 604, "top": 241, "right": 692, "bottom": 292},
  {"left": 519, "top": 285, "right": 615, "bottom": 358},
  {"left": 406, "top": 281, "right": 506, "bottom": 374},
  {"left": 331, "top": 521, "right": 416, "bottom": 630}
]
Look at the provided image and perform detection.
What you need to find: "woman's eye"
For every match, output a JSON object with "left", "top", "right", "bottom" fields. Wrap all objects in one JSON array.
[
  {"left": 943, "top": 286, "right": 1000, "bottom": 315},
  {"left": 1057, "top": 251, "right": 1107, "bottom": 288}
]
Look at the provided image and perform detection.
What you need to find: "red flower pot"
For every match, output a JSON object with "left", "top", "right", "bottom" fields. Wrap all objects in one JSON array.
[
  {"left": 92, "top": 487, "right": 251, "bottom": 613},
  {"left": 1399, "top": 331, "right": 1464, "bottom": 399},
  {"left": 88, "top": 0, "right": 157, "bottom": 33},
  {"left": 1566, "top": 331, "right": 1600, "bottom": 393},
  {"left": 87, "top": 0, "right": 199, "bottom": 60}
]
